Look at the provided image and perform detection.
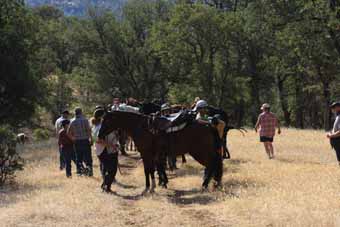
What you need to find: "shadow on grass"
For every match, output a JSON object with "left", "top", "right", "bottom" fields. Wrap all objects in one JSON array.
[
  {"left": 115, "top": 181, "right": 138, "bottom": 189},
  {"left": 110, "top": 191, "right": 145, "bottom": 201},
  {"left": 173, "top": 158, "right": 246, "bottom": 178},
  {"left": 0, "top": 181, "right": 62, "bottom": 207},
  {"left": 119, "top": 163, "right": 137, "bottom": 170},
  {"left": 276, "top": 157, "right": 322, "bottom": 165},
  {"left": 227, "top": 159, "right": 249, "bottom": 165},
  {"left": 172, "top": 166, "right": 202, "bottom": 178},
  {"left": 166, "top": 188, "right": 215, "bottom": 205},
  {"left": 222, "top": 178, "right": 264, "bottom": 198}
]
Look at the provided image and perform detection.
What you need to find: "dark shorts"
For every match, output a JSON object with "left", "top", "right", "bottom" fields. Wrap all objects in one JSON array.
[{"left": 260, "top": 136, "right": 273, "bottom": 143}]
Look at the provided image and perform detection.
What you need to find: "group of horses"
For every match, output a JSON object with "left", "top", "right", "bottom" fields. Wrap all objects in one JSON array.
[{"left": 98, "top": 101, "right": 242, "bottom": 192}]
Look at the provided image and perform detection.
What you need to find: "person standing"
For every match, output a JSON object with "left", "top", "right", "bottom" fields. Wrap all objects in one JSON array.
[
  {"left": 58, "top": 120, "right": 75, "bottom": 178},
  {"left": 55, "top": 110, "right": 70, "bottom": 170},
  {"left": 92, "top": 109, "right": 119, "bottom": 193},
  {"left": 68, "top": 107, "right": 93, "bottom": 176},
  {"left": 112, "top": 97, "right": 121, "bottom": 111},
  {"left": 255, "top": 103, "right": 281, "bottom": 159},
  {"left": 327, "top": 101, "right": 340, "bottom": 165},
  {"left": 194, "top": 100, "right": 223, "bottom": 186},
  {"left": 193, "top": 100, "right": 210, "bottom": 123}
]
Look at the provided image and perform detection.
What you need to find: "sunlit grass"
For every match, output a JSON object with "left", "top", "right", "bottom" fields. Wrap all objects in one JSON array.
[{"left": 1, "top": 129, "right": 340, "bottom": 227}]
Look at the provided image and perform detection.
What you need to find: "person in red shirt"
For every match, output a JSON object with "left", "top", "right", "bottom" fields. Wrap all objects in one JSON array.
[
  {"left": 255, "top": 103, "right": 281, "bottom": 159},
  {"left": 58, "top": 120, "right": 75, "bottom": 177}
]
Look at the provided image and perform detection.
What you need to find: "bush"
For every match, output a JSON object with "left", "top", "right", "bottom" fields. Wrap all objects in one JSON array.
[
  {"left": 33, "top": 128, "right": 50, "bottom": 141},
  {"left": 0, "top": 126, "right": 24, "bottom": 186}
]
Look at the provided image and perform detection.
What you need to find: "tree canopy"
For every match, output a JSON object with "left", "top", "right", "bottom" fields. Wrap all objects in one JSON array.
[{"left": 1, "top": 0, "right": 340, "bottom": 129}]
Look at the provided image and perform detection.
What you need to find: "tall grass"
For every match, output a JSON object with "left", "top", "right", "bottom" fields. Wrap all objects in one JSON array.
[{"left": 1, "top": 129, "right": 340, "bottom": 227}]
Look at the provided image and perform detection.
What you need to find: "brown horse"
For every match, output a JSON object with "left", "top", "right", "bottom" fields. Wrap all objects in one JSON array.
[{"left": 98, "top": 111, "right": 223, "bottom": 191}]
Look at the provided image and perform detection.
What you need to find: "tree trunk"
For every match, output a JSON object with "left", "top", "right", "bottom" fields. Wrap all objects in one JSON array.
[
  {"left": 277, "top": 75, "right": 291, "bottom": 126},
  {"left": 294, "top": 76, "right": 304, "bottom": 129},
  {"left": 235, "top": 98, "right": 245, "bottom": 127},
  {"left": 322, "top": 81, "right": 332, "bottom": 131},
  {"left": 250, "top": 78, "right": 261, "bottom": 125}
]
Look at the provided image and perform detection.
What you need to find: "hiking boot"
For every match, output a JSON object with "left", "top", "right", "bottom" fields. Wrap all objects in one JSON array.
[{"left": 88, "top": 169, "right": 93, "bottom": 177}]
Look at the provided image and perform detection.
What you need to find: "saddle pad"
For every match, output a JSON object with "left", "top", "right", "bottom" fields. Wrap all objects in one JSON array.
[
  {"left": 165, "top": 123, "right": 187, "bottom": 133},
  {"left": 165, "top": 112, "right": 182, "bottom": 122}
]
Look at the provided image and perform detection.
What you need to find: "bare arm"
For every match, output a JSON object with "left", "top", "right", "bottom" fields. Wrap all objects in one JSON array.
[
  {"left": 58, "top": 133, "right": 61, "bottom": 147},
  {"left": 329, "top": 131, "right": 340, "bottom": 138},
  {"left": 254, "top": 116, "right": 260, "bottom": 132},
  {"left": 97, "top": 138, "right": 117, "bottom": 150},
  {"left": 328, "top": 118, "right": 340, "bottom": 139},
  {"left": 55, "top": 120, "right": 59, "bottom": 135},
  {"left": 86, "top": 121, "right": 93, "bottom": 145},
  {"left": 67, "top": 124, "right": 75, "bottom": 141},
  {"left": 197, "top": 119, "right": 210, "bottom": 124}
]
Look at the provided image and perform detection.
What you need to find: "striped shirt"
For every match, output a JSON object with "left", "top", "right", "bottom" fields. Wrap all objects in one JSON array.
[
  {"left": 68, "top": 115, "right": 91, "bottom": 141},
  {"left": 258, "top": 112, "right": 278, "bottom": 137}
]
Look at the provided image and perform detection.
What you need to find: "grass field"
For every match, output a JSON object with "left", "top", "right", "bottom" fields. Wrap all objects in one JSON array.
[{"left": 1, "top": 129, "right": 340, "bottom": 227}]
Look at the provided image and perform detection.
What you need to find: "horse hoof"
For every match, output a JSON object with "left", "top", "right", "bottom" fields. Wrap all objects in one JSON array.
[
  {"left": 142, "top": 188, "right": 149, "bottom": 196},
  {"left": 214, "top": 182, "right": 223, "bottom": 190},
  {"left": 201, "top": 187, "right": 209, "bottom": 193}
]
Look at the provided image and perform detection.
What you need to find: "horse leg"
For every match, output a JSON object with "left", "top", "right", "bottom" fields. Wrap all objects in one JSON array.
[
  {"left": 143, "top": 163, "right": 150, "bottom": 193},
  {"left": 181, "top": 154, "right": 187, "bottom": 164},
  {"left": 223, "top": 143, "right": 231, "bottom": 159},
  {"left": 223, "top": 131, "right": 230, "bottom": 159},
  {"left": 162, "top": 169, "right": 168, "bottom": 188},
  {"left": 150, "top": 167, "right": 156, "bottom": 193},
  {"left": 202, "top": 154, "right": 218, "bottom": 189},
  {"left": 213, "top": 154, "right": 223, "bottom": 188},
  {"left": 157, "top": 164, "right": 163, "bottom": 186},
  {"left": 157, "top": 162, "right": 168, "bottom": 188}
]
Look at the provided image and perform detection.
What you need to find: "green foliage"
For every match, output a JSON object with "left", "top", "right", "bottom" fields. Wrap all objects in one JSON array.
[
  {"left": 0, "top": 126, "right": 24, "bottom": 186},
  {"left": 2, "top": 0, "right": 340, "bottom": 130},
  {"left": 33, "top": 129, "right": 50, "bottom": 141},
  {"left": 0, "top": 0, "right": 46, "bottom": 126}
]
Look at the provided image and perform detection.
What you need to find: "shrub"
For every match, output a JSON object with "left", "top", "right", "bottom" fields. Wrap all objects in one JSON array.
[
  {"left": 33, "top": 128, "right": 50, "bottom": 141},
  {"left": 0, "top": 126, "right": 24, "bottom": 186}
]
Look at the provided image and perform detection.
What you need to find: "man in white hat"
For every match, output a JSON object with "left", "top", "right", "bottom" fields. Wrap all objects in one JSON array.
[
  {"left": 193, "top": 100, "right": 209, "bottom": 124},
  {"left": 255, "top": 103, "right": 281, "bottom": 159}
]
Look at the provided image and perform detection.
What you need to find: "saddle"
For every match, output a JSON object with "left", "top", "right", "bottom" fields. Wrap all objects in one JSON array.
[{"left": 152, "top": 110, "right": 196, "bottom": 133}]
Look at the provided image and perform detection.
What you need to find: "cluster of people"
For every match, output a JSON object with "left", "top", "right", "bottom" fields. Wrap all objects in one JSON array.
[
  {"left": 55, "top": 108, "right": 93, "bottom": 177},
  {"left": 54, "top": 97, "right": 340, "bottom": 193},
  {"left": 55, "top": 103, "right": 128, "bottom": 192}
]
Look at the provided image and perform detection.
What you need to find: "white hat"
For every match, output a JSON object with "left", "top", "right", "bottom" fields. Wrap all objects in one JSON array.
[
  {"left": 193, "top": 100, "right": 208, "bottom": 111},
  {"left": 261, "top": 103, "right": 270, "bottom": 110}
]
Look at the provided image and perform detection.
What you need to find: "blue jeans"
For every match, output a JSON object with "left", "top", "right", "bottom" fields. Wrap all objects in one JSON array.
[
  {"left": 98, "top": 149, "right": 118, "bottom": 191},
  {"left": 59, "top": 147, "right": 65, "bottom": 170},
  {"left": 62, "top": 146, "right": 76, "bottom": 177},
  {"left": 75, "top": 139, "right": 92, "bottom": 175}
]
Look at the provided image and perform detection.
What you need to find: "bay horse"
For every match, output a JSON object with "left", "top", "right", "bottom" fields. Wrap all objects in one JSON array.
[{"left": 98, "top": 111, "right": 223, "bottom": 191}]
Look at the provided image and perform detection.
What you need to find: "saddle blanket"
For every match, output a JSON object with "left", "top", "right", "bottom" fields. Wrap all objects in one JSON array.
[{"left": 165, "top": 122, "right": 187, "bottom": 133}]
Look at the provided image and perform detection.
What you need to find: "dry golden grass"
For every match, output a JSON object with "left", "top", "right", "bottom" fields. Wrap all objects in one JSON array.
[{"left": 1, "top": 129, "right": 340, "bottom": 227}]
